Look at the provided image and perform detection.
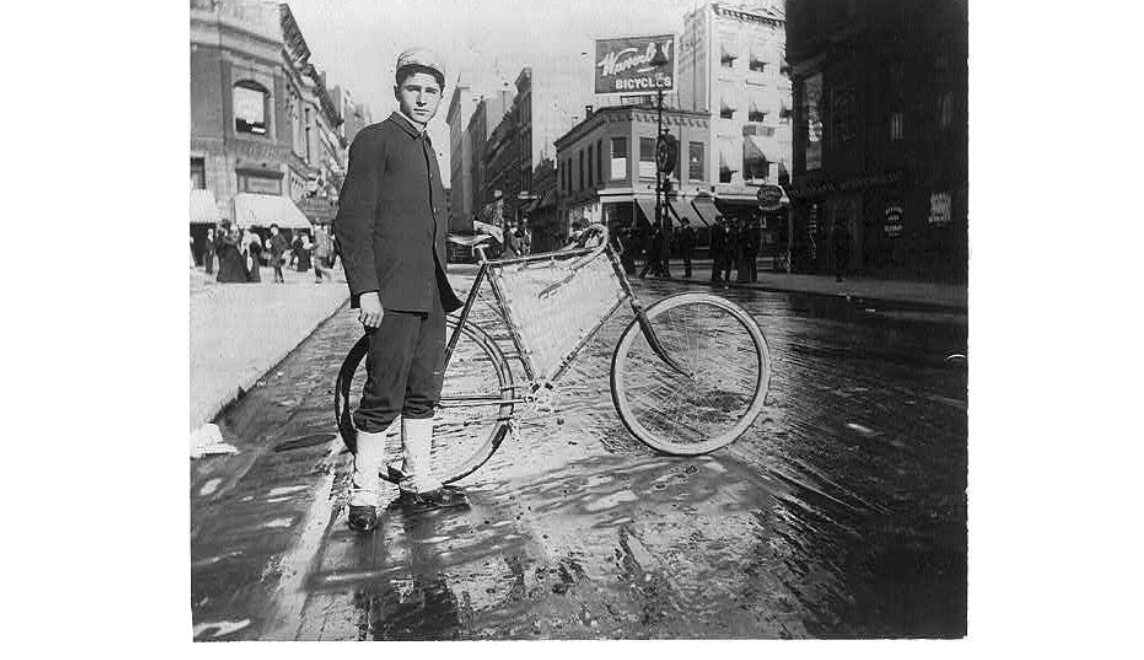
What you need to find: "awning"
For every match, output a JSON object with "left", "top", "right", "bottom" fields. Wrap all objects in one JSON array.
[
  {"left": 233, "top": 193, "right": 312, "bottom": 230},
  {"left": 189, "top": 189, "right": 221, "bottom": 225},
  {"left": 720, "top": 96, "right": 737, "bottom": 113},
  {"left": 634, "top": 197, "right": 658, "bottom": 227},
  {"left": 721, "top": 43, "right": 739, "bottom": 61},
  {"left": 689, "top": 198, "right": 720, "bottom": 227}
]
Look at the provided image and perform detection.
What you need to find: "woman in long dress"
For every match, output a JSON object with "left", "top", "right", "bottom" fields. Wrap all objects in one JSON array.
[
  {"left": 214, "top": 222, "right": 247, "bottom": 283},
  {"left": 244, "top": 229, "right": 262, "bottom": 282},
  {"left": 295, "top": 232, "right": 312, "bottom": 272}
]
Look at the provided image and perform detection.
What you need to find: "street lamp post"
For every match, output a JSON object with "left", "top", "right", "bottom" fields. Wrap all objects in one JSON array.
[{"left": 650, "top": 43, "right": 670, "bottom": 272}]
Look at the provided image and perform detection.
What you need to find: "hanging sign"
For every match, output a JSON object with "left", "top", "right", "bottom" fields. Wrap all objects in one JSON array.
[{"left": 884, "top": 204, "right": 903, "bottom": 237}]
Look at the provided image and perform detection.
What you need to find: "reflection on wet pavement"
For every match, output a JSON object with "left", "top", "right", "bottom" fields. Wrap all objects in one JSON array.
[{"left": 191, "top": 277, "right": 967, "bottom": 640}]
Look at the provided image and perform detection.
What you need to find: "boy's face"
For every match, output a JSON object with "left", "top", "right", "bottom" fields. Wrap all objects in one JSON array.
[{"left": 395, "top": 71, "right": 442, "bottom": 126}]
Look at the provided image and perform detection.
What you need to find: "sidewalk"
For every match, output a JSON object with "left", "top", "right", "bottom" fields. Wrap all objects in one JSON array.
[
  {"left": 447, "top": 257, "right": 966, "bottom": 311},
  {"left": 189, "top": 264, "right": 349, "bottom": 430}
]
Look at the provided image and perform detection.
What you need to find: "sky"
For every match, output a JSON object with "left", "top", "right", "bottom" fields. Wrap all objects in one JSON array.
[{"left": 286, "top": 0, "right": 715, "bottom": 186}]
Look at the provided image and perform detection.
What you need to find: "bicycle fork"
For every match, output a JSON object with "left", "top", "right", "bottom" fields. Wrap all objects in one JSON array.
[{"left": 632, "top": 301, "right": 693, "bottom": 378}]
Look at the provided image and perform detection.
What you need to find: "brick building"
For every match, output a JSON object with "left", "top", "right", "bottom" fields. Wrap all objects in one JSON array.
[
  {"left": 465, "top": 89, "right": 513, "bottom": 228},
  {"left": 555, "top": 105, "right": 714, "bottom": 252},
  {"left": 785, "top": 0, "right": 968, "bottom": 281},
  {"left": 446, "top": 77, "right": 482, "bottom": 233}
]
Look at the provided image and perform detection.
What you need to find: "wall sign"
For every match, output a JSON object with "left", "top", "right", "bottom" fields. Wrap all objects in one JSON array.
[
  {"left": 928, "top": 192, "right": 952, "bottom": 226},
  {"left": 884, "top": 204, "right": 903, "bottom": 237}
]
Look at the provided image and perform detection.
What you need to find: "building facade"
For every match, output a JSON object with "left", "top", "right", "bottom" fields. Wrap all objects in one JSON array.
[
  {"left": 677, "top": 2, "right": 793, "bottom": 221},
  {"left": 465, "top": 89, "right": 513, "bottom": 228},
  {"left": 555, "top": 105, "right": 714, "bottom": 251},
  {"left": 190, "top": 0, "right": 347, "bottom": 231},
  {"left": 786, "top": 0, "right": 968, "bottom": 281},
  {"left": 446, "top": 78, "right": 481, "bottom": 233}
]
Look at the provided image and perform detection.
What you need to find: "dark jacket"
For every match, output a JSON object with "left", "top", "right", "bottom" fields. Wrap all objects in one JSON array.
[{"left": 334, "top": 112, "right": 463, "bottom": 313}]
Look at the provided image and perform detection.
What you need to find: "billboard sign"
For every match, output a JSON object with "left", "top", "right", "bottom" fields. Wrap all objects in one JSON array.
[{"left": 595, "top": 35, "right": 675, "bottom": 94}]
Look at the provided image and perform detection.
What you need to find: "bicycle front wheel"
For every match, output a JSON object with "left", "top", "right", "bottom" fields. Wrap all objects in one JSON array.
[
  {"left": 335, "top": 319, "right": 516, "bottom": 485},
  {"left": 610, "top": 293, "right": 770, "bottom": 455}
]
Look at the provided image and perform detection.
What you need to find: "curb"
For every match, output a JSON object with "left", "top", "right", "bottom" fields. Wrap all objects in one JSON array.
[
  {"left": 192, "top": 295, "right": 350, "bottom": 430},
  {"left": 655, "top": 275, "right": 968, "bottom": 314}
]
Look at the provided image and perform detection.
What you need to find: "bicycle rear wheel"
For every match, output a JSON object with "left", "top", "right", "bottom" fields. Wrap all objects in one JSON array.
[
  {"left": 335, "top": 318, "right": 515, "bottom": 484},
  {"left": 610, "top": 292, "right": 770, "bottom": 455}
]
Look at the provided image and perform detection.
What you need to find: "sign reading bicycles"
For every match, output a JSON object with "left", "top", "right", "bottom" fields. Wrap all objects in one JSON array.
[{"left": 595, "top": 35, "right": 676, "bottom": 94}]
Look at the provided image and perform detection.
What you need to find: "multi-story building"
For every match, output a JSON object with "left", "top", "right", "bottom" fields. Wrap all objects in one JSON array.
[
  {"left": 280, "top": 4, "right": 344, "bottom": 227},
  {"left": 677, "top": 2, "right": 793, "bottom": 224},
  {"left": 555, "top": 105, "right": 714, "bottom": 251},
  {"left": 785, "top": 0, "right": 968, "bottom": 281},
  {"left": 190, "top": 0, "right": 347, "bottom": 241},
  {"left": 465, "top": 88, "right": 513, "bottom": 225},
  {"left": 481, "top": 67, "right": 596, "bottom": 238},
  {"left": 446, "top": 76, "right": 482, "bottom": 233},
  {"left": 331, "top": 85, "right": 372, "bottom": 146}
]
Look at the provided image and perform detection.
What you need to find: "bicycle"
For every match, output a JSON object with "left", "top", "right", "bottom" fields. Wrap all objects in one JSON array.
[{"left": 334, "top": 224, "right": 771, "bottom": 486}]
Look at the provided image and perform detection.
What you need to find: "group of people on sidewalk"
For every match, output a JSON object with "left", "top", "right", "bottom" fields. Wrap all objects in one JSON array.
[
  {"left": 617, "top": 213, "right": 762, "bottom": 284},
  {"left": 196, "top": 223, "right": 338, "bottom": 285}
]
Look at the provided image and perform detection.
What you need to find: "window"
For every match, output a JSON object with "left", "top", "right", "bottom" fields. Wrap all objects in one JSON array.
[
  {"left": 891, "top": 112, "right": 904, "bottom": 141},
  {"left": 720, "top": 97, "right": 736, "bottom": 120},
  {"left": 587, "top": 145, "right": 593, "bottom": 188},
  {"left": 749, "top": 47, "right": 767, "bottom": 73},
  {"left": 748, "top": 96, "right": 767, "bottom": 123},
  {"left": 743, "top": 138, "right": 768, "bottom": 181},
  {"left": 611, "top": 137, "right": 628, "bottom": 180},
  {"left": 780, "top": 103, "right": 793, "bottom": 124},
  {"left": 190, "top": 158, "right": 205, "bottom": 189},
  {"left": 233, "top": 81, "right": 269, "bottom": 135},
  {"left": 720, "top": 42, "right": 738, "bottom": 69},
  {"left": 688, "top": 142, "right": 704, "bottom": 181},
  {"left": 579, "top": 150, "right": 584, "bottom": 190},
  {"left": 597, "top": 140, "right": 603, "bottom": 185},
  {"left": 939, "top": 91, "right": 953, "bottom": 129},
  {"left": 639, "top": 137, "right": 656, "bottom": 179}
]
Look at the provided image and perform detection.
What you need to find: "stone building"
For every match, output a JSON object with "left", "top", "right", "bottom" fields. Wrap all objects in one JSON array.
[
  {"left": 446, "top": 77, "right": 482, "bottom": 233},
  {"left": 465, "top": 89, "right": 513, "bottom": 227},
  {"left": 677, "top": 1, "right": 793, "bottom": 223}
]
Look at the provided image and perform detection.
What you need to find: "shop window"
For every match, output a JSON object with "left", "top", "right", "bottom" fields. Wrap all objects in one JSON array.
[
  {"left": 233, "top": 81, "right": 269, "bottom": 135},
  {"left": 611, "top": 137, "right": 628, "bottom": 180},
  {"left": 688, "top": 142, "right": 704, "bottom": 182},
  {"left": 639, "top": 137, "right": 656, "bottom": 179},
  {"left": 190, "top": 157, "right": 205, "bottom": 189},
  {"left": 891, "top": 112, "right": 904, "bottom": 141}
]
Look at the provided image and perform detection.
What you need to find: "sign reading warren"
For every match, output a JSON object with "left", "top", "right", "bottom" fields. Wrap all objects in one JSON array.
[{"left": 595, "top": 35, "right": 675, "bottom": 94}]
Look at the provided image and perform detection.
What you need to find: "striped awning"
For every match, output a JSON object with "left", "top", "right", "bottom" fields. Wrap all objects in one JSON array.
[
  {"left": 233, "top": 193, "right": 312, "bottom": 230},
  {"left": 189, "top": 189, "right": 221, "bottom": 225},
  {"left": 689, "top": 197, "right": 720, "bottom": 227}
]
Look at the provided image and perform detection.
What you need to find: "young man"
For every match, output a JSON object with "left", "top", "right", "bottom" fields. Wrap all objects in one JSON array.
[
  {"left": 334, "top": 48, "right": 465, "bottom": 533},
  {"left": 677, "top": 217, "right": 694, "bottom": 278}
]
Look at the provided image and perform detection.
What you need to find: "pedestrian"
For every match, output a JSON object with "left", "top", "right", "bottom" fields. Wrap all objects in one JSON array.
[
  {"left": 744, "top": 215, "right": 760, "bottom": 282},
  {"left": 505, "top": 222, "right": 522, "bottom": 258},
  {"left": 203, "top": 227, "right": 216, "bottom": 275},
  {"left": 522, "top": 226, "right": 532, "bottom": 255},
  {"left": 736, "top": 218, "right": 751, "bottom": 283},
  {"left": 833, "top": 216, "right": 851, "bottom": 282},
  {"left": 334, "top": 47, "right": 466, "bottom": 532},
  {"left": 639, "top": 224, "right": 663, "bottom": 279},
  {"left": 618, "top": 226, "right": 637, "bottom": 275},
  {"left": 723, "top": 217, "right": 740, "bottom": 282},
  {"left": 214, "top": 221, "right": 247, "bottom": 283},
  {"left": 709, "top": 216, "right": 727, "bottom": 284},
  {"left": 295, "top": 232, "right": 312, "bottom": 272},
  {"left": 244, "top": 228, "right": 262, "bottom": 282},
  {"left": 268, "top": 223, "right": 288, "bottom": 283},
  {"left": 678, "top": 217, "right": 694, "bottom": 278},
  {"left": 312, "top": 225, "right": 331, "bottom": 283}
]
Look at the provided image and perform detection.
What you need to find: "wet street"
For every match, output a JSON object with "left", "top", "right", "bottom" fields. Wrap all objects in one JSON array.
[{"left": 190, "top": 276, "right": 967, "bottom": 640}]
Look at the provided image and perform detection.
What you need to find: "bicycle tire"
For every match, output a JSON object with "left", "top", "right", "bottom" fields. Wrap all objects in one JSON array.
[
  {"left": 610, "top": 292, "right": 770, "bottom": 456},
  {"left": 334, "top": 318, "right": 515, "bottom": 485}
]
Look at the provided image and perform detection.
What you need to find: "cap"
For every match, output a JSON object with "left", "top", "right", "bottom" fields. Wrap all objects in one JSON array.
[{"left": 396, "top": 47, "right": 445, "bottom": 84}]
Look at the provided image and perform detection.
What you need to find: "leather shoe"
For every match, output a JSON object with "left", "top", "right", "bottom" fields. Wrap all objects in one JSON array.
[{"left": 347, "top": 504, "right": 378, "bottom": 532}]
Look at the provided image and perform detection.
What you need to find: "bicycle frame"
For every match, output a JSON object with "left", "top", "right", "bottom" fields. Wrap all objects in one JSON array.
[{"left": 443, "top": 230, "right": 691, "bottom": 387}]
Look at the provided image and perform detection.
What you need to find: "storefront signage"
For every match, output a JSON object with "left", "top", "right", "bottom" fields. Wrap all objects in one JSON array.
[
  {"left": 712, "top": 4, "right": 783, "bottom": 27},
  {"left": 240, "top": 174, "right": 282, "bottom": 195},
  {"left": 595, "top": 35, "right": 675, "bottom": 94},
  {"left": 884, "top": 204, "right": 903, "bottom": 237},
  {"left": 787, "top": 171, "right": 904, "bottom": 199},
  {"left": 928, "top": 192, "right": 952, "bottom": 226},
  {"left": 803, "top": 73, "right": 823, "bottom": 170},
  {"left": 757, "top": 184, "right": 785, "bottom": 211}
]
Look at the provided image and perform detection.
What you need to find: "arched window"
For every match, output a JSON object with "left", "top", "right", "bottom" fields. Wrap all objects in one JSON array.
[{"left": 233, "top": 81, "right": 269, "bottom": 135}]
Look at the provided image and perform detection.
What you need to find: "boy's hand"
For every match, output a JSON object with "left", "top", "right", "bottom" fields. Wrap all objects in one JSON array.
[{"left": 359, "top": 292, "right": 384, "bottom": 329}]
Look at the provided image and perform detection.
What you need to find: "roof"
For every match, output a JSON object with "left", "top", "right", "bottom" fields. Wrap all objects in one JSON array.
[
  {"left": 189, "top": 189, "right": 221, "bottom": 225},
  {"left": 233, "top": 193, "right": 312, "bottom": 230}
]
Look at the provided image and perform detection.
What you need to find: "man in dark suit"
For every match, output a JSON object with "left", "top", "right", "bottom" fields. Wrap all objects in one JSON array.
[
  {"left": 710, "top": 215, "right": 727, "bottom": 284},
  {"left": 334, "top": 47, "right": 465, "bottom": 532},
  {"left": 677, "top": 217, "right": 695, "bottom": 278}
]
